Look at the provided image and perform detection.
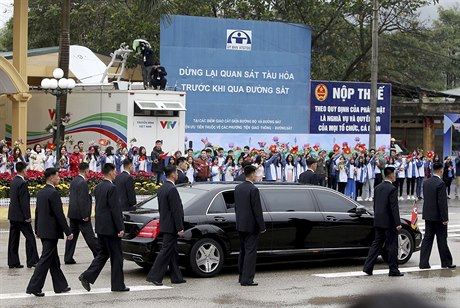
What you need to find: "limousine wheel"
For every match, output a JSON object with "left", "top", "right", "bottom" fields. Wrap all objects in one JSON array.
[
  {"left": 381, "top": 229, "right": 414, "bottom": 264},
  {"left": 189, "top": 238, "right": 224, "bottom": 278}
]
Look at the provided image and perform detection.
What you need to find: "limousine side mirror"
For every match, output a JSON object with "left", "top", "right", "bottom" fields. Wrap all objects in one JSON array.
[{"left": 355, "top": 205, "right": 367, "bottom": 216}]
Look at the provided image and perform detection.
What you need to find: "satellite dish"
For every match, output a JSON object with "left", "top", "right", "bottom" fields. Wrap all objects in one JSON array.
[{"left": 69, "top": 45, "right": 108, "bottom": 84}]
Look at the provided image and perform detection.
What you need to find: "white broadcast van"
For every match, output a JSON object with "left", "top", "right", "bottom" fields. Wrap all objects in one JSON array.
[{"left": 10, "top": 44, "right": 186, "bottom": 154}]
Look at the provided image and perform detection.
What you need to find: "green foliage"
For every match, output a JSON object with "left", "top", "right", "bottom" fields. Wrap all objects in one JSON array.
[{"left": 1, "top": 0, "right": 457, "bottom": 90}]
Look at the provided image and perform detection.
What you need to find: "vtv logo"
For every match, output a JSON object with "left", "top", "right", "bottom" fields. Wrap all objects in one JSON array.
[{"left": 160, "top": 121, "right": 177, "bottom": 129}]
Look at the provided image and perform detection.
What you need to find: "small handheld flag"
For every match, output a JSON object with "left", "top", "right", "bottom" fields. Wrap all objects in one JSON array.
[{"left": 411, "top": 200, "right": 418, "bottom": 230}]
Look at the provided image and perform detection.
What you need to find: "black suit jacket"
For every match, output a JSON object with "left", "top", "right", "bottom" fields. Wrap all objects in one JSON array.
[
  {"left": 94, "top": 180, "right": 124, "bottom": 236},
  {"left": 234, "top": 181, "right": 266, "bottom": 234},
  {"left": 114, "top": 171, "right": 137, "bottom": 211},
  {"left": 175, "top": 169, "right": 189, "bottom": 185},
  {"left": 298, "top": 170, "right": 318, "bottom": 185},
  {"left": 373, "top": 181, "right": 400, "bottom": 229},
  {"left": 67, "top": 175, "right": 92, "bottom": 220},
  {"left": 35, "top": 184, "right": 71, "bottom": 239},
  {"left": 8, "top": 176, "right": 31, "bottom": 222},
  {"left": 158, "top": 181, "right": 184, "bottom": 233},
  {"left": 422, "top": 175, "right": 448, "bottom": 222}
]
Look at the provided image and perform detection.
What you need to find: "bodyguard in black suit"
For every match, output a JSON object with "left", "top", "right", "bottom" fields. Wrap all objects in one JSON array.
[
  {"left": 298, "top": 158, "right": 319, "bottom": 185},
  {"left": 235, "top": 165, "right": 266, "bottom": 286},
  {"left": 64, "top": 162, "right": 98, "bottom": 264},
  {"left": 79, "top": 163, "right": 129, "bottom": 292},
  {"left": 363, "top": 167, "right": 404, "bottom": 277},
  {"left": 7, "top": 161, "right": 39, "bottom": 268},
  {"left": 147, "top": 165, "right": 185, "bottom": 286},
  {"left": 26, "top": 168, "right": 73, "bottom": 297},
  {"left": 419, "top": 162, "right": 455, "bottom": 269},
  {"left": 175, "top": 157, "right": 189, "bottom": 185},
  {"left": 114, "top": 158, "right": 137, "bottom": 211}
]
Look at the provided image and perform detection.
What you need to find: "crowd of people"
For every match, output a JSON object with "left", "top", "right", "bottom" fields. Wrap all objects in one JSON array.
[{"left": 1, "top": 138, "right": 460, "bottom": 200}]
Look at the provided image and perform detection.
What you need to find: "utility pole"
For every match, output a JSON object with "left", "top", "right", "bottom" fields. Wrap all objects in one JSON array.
[{"left": 369, "top": 0, "right": 379, "bottom": 150}]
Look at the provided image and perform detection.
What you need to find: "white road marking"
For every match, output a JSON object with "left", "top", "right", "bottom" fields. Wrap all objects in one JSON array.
[
  {"left": 312, "top": 265, "right": 446, "bottom": 278},
  {"left": 0, "top": 285, "right": 172, "bottom": 300}
]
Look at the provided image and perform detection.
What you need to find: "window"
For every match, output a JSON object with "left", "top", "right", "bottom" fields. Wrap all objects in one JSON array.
[
  {"left": 208, "top": 195, "right": 227, "bottom": 214},
  {"left": 134, "top": 103, "right": 179, "bottom": 117},
  {"left": 207, "top": 190, "right": 236, "bottom": 214},
  {"left": 313, "top": 190, "right": 356, "bottom": 213},
  {"left": 260, "top": 189, "right": 316, "bottom": 212},
  {"left": 141, "top": 188, "right": 203, "bottom": 210}
]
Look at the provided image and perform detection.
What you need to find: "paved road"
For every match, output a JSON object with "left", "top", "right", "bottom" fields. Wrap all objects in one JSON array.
[{"left": 0, "top": 200, "right": 459, "bottom": 308}]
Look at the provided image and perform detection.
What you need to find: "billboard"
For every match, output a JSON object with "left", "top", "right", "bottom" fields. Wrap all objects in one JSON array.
[
  {"left": 309, "top": 81, "right": 391, "bottom": 150},
  {"left": 443, "top": 113, "right": 460, "bottom": 158},
  {"left": 160, "top": 15, "right": 311, "bottom": 149}
]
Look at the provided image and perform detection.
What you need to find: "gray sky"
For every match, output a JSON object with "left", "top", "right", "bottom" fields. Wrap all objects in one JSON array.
[{"left": 0, "top": 0, "right": 459, "bottom": 29}]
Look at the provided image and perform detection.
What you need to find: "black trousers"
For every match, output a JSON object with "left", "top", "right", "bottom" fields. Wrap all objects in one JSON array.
[
  {"left": 317, "top": 175, "right": 326, "bottom": 187},
  {"left": 151, "top": 77, "right": 167, "bottom": 90},
  {"left": 397, "top": 178, "right": 405, "bottom": 197},
  {"left": 356, "top": 182, "right": 363, "bottom": 197},
  {"left": 406, "top": 177, "right": 416, "bottom": 196},
  {"left": 374, "top": 173, "right": 382, "bottom": 187},
  {"left": 328, "top": 175, "right": 338, "bottom": 190},
  {"left": 147, "top": 233, "right": 183, "bottom": 283},
  {"left": 26, "top": 239, "right": 68, "bottom": 293},
  {"left": 81, "top": 235, "right": 126, "bottom": 291},
  {"left": 363, "top": 227, "right": 399, "bottom": 274},
  {"left": 238, "top": 232, "right": 259, "bottom": 284},
  {"left": 64, "top": 219, "right": 98, "bottom": 263},
  {"left": 338, "top": 182, "right": 346, "bottom": 194},
  {"left": 419, "top": 220, "right": 453, "bottom": 268},
  {"left": 8, "top": 221, "right": 39, "bottom": 267}
]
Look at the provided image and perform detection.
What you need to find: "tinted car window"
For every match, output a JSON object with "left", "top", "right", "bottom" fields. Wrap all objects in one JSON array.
[
  {"left": 207, "top": 190, "right": 236, "bottom": 214},
  {"left": 141, "top": 188, "right": 204, "bottom": 210},
  {"left": 208, "top": 194, "right": 227, "bottom": 214},
  {"left": 260, "top": 189, "right": 316, "bottom": 212},
  {"left": 314, "top": 190, "right": 356, "bottom": 213}
]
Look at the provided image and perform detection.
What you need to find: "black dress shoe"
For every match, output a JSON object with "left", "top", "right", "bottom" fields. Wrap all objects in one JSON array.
[
  {"left": 389, "top": 272, "right": 404, "bottom": 277},
  {"left": 9, "top": 265, "right": 24, "bottom": 269},
  {"left": 112, "top": 287, "right": 130, "bottom": 292},
  {"left": 79, "top": 274, "right": 91, "bottom": 292},
  {"left": 172, "top": 280, "right": 187, "bottom": 284},
  {"left": 419, "top": 265, "right": 431, "bottom": 269},
  {"left": 65, "top": 260, "right": 76, "bottom": 265},
  {"left": 55, "top": 287, "right": 71, "bottom": 294},
  {"left": 27, "top": 264, "right": 37, "bottom": 268},
  {"left": 26, "top": 290, "right": 45, "bottom": 297},
  {"left": 442, "top": 264, "right": 456, "bottom": 269},
  {"left": 241, "top": 282, "right": 259, "bottom": 286},
  {"left": 363, "top": 270, "right": 373, "bottom": 276},
  {"left": 146, "top": 278, "right": 163, "bottom": 286}
]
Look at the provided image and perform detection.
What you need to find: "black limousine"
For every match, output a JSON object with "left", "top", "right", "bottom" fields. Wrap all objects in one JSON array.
[{"left": 121, "top": 183, "right": 422, "bottom": 277}]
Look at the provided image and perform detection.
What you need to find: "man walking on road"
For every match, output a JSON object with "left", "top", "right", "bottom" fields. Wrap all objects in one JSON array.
[
  {"left": 235, "top": 165, "right": 266, "bottom": 286},
  {"left": 146, "top": 165, "right": 186, "bottom": 286},
  {"left": 64, "top": 162, "right": 98, "bottom": 264},
  {"left": 363, "top": 166, "right": 404, "bottom": 277},
  {"left": 419, "top": 162, "right": 456, "bottom": 269},
  {"left": 26, "top": 168, "right": 73, "bottom": 297},
  {"left": 7, "top": 161, "right": 39, "bottom": 269},
  {"left": 79, "top": 163, "right": 129, "bottom": 292},
  {"left": 114, "top": 158, "right": 137, "bottom": 211}
]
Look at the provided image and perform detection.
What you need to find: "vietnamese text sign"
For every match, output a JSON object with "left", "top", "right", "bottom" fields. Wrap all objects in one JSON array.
[
  {"left": 160, "top": 15, "right": 311, "bottom": 139},
  {"left": 310, "top": 81, "right": 391, "bottom": 134}
]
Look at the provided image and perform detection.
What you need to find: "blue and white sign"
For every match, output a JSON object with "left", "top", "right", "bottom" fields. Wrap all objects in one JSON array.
[
  {"left": 226, "top": 30, "right": 252, "bottom": 51},
  {"left": 160, "top": 15, "right": 311, "bottom": 149}
]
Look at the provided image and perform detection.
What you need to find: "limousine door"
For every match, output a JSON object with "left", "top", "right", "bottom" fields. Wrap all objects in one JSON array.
[
  {"left": 259, "top": 188, "right": 324, "bottom": 252},
  {"left": 312, "top": 189, "right": 374, "bottom": 249},
  {"left": 205, "top": 190, "right": 272, "bottom": 253}
]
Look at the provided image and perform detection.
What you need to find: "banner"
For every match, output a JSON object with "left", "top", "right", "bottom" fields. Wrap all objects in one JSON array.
[{"left": 160, "top": 15, "right": 311, "bottom": 149}]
